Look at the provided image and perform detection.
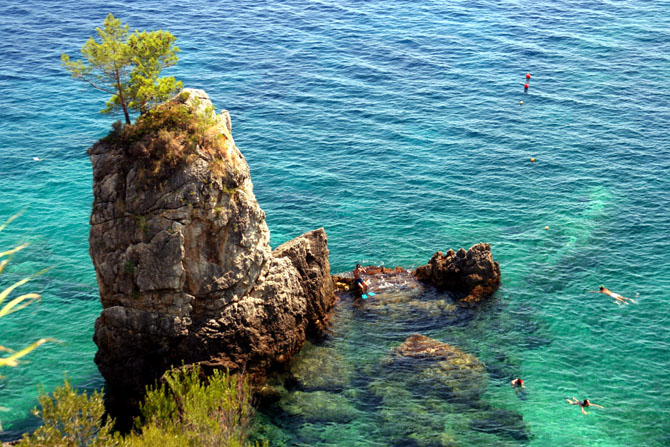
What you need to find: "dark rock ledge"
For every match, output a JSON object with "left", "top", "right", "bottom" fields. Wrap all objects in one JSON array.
[{"left": 414, "top": 243, "right": 501, "bottom": 304}]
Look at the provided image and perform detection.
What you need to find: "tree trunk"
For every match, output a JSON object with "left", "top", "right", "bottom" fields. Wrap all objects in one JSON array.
[
  {"left": 114, "top": 68, "right": 131, "bottom": 124},
  {"left": 122, "top": 106, "right": 131, "bottom": 125}
]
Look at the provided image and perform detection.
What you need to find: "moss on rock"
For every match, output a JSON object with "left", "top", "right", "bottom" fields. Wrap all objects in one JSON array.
[
  {"left": 280, "top": 391, "right": 357, "bottom": 423},
  {"left": 287, "top": 343, "right": 353, "bottom": 392}
]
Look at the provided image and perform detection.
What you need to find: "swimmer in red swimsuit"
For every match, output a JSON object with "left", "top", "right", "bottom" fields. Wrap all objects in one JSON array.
[{"left": 510, "top": 378, "right": 525, "bottom": 389}]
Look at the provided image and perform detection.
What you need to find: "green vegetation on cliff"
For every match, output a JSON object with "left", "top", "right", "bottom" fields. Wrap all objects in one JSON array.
[{"left": 101, "top": 91, "right": 234, "bottom": 184}]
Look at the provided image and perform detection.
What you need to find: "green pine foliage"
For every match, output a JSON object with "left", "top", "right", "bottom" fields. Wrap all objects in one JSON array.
[
  {"left": 16, "top": 365, "right": 266, "bottom": 447},
  {"left": 17, "top": 381, "right": 120, "bottom": 447},
  {"left": 61, "top": 13, "right": 182, "bottom": 124},
  {"left": 132, "top": 366, "right": 258, "bottom": 447},
  {"left": 126, "top": 30, "right": 181, "bottom": 115}
]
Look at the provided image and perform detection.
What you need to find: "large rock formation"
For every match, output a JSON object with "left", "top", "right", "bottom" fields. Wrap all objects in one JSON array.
[
  {"left": 414, "top": 243, "right": 501, "bottom": 303},
  {"left": 88, "top": 89, "right": 335, "bottom": 411}
]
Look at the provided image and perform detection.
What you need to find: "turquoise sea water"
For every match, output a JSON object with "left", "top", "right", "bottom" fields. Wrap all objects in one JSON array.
[{"left": 1, "top": 0, "right": 669, "bottom": 444}]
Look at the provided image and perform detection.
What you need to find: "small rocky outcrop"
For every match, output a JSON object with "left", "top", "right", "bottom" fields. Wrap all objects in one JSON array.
[
  {"left": 367, "top": 334, "right": 491, "bottom": 446},
  {"left": 88, "top": 89, "right": 335, "bottom": 412},
  {"left": 414, "top": 243, "right": 501, "bottom": 303}
]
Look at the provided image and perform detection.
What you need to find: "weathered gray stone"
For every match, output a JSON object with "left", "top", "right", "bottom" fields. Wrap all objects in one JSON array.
[{"left": 89, "top": 89, "right": 336, "bottom": 415}]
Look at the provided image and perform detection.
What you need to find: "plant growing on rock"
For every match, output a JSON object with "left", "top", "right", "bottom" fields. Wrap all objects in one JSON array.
[
  {"left": 102, "top": 91, "right": 233, "bottom": 185},
  {"left": 61, "top": 13, "right": 182, "bottom": 124}
]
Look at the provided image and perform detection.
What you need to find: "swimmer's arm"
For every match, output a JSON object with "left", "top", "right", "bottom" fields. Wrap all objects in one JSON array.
[
  {"left": 581, "top": 406, "right": 588, "bottom": 415},
  {"left": 590, "top": 403, "right": 604, "bottom": 409},
  {"left": 586, "top": 290, "right": 601, "bottom": 293}
]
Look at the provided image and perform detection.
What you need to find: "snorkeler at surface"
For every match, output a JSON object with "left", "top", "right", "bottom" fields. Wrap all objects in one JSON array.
[
  {"left": 565, "top": 397, "right": 604, "bottom": 415},
  {"left": 588, "top": 286, "right": 636, "bottom": 305},
  {"left": 510, "top": 378, "right": 525, "bottom": 388}
]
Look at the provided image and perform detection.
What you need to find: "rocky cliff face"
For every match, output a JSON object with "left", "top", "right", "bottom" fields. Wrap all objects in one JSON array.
[
  {"left": 89, "top": 89, "right": 335, "bottom": 410},
  {"left": 414, "top": 243, "right": 501, "bottom": 303}
]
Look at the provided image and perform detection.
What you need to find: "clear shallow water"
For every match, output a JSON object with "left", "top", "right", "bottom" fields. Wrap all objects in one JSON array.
[{"left": 1, "top": 0, "right": 669, "bottom": 444}]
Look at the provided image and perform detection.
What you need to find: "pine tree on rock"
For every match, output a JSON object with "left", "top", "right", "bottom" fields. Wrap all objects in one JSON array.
[{"left": 61, "top": 13, "right": 182, "bottom": 124}]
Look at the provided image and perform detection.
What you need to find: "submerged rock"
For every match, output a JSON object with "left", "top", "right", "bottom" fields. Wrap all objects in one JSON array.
[
  {"left": 381, "top": 334, "right": 486, "bottom": 402},
  {"left": 287, "top": 343, "right": 353, "bottom": 392},
  {"left": 280, "top": 391, "right": 357, "bottom": 423},
  {"left": 367, "top": 335, "right": 529, "bottom": 446},
  {"left": 470, "top": 408, "right": 530, "bottom": 442},
  {"left": 89, "top": 89, "right": 335, "bottom": 414},
  {"left": 377, "top": 393, "right": 460, "bottom": 447},
  {"left": 414, "top": 243, "right": 501, "bottom": 303}
]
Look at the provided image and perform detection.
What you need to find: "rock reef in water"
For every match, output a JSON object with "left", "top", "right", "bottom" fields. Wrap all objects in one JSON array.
[
  {"left": 370, "top": 334, "right": 529, "bottom": 445},
  {"left": 384, "top": 333, "right": 486, "bottom": 401},
  {"left": 88, "top": 89, "right": 335, "bottom": 410},
  {"left": 414, "top": 243, "right": 501, "bottom": 303}
]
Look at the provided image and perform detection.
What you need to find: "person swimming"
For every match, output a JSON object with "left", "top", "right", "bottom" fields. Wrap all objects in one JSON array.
[
  {"left": 588, "top": 286, "right": 636, "bottom": 305},
  {"left": 565, "top": 397, "right": 604, "bottom": 415},
  {"left": 510, "top": 378, "right": 525, "bottom": 388},
  {"left": 510, "top": 378, "right": 526, "bottom": 400}
]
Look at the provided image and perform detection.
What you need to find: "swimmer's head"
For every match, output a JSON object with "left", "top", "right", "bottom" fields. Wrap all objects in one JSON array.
[
  {"left": 356, "top": 264, "right": 361, "bottom": 269},
  {"left": 599, "top": 286, "right": 604, "bottom": 291}
]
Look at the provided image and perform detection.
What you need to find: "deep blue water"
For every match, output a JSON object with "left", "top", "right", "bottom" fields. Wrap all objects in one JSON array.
[{"left": 1, "top": 0, "right": 669, "bottom": 445}]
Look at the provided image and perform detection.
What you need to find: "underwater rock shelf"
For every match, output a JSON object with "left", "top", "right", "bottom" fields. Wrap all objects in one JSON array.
[{"left": 257, "top": 283, "right": 532, "bottom": 447}]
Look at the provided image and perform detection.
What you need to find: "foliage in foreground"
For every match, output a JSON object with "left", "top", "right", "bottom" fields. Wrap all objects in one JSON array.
[
  {"left": 16, "top": 365, "right": 266, "bottom": 447},
  {"left": 0, "top": 212, "right": 55, "bottom": 430},
  {"left": 17, "top": 381, "right": 118, "bottom": 447},
  {"left": 61, "top": 13, "right": 182, "bottom": 124}
]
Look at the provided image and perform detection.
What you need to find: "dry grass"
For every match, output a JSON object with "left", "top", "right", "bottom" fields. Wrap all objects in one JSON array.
[{"left": 104, "top": 92, "right": 234, "bottom": 186}]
